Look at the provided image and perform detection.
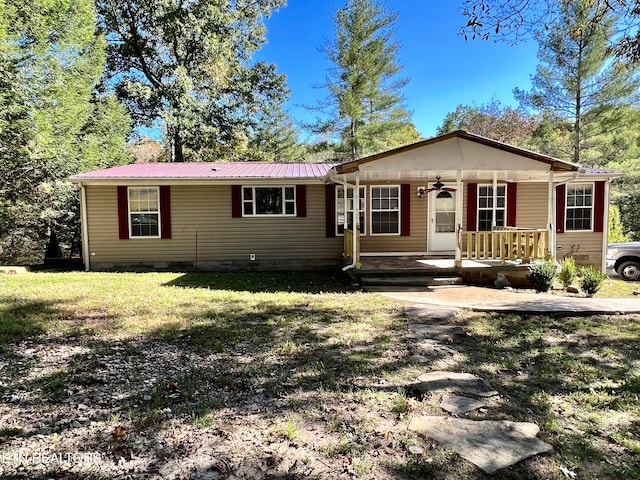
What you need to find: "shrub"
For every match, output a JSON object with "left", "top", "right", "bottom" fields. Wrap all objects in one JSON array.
[
  {"left": 527, "top": 260, "right": 558, "bottom": 292},
  {"left": 558, "top": 257, "right": 578, "bottom": 288},
  {"left": 608, "top": 205, "right": 631, "bottom": 244},
  {"left": 579, "top": 266, "right": 608, "bottom": 296}
]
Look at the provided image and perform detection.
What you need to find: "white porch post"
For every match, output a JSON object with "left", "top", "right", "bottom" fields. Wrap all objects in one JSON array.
[
  {"left": 353, "top": 171, "right": 360, "bottom": 269},
  {"left": 548, "top": 171, "right": 555, "bottom": 262},
  {"left": 455, "top": 170, "right": 463, "bottom": 267},
  {"left": 492, "top": 173, "right": 498, "bottom": 229},
  {"left": 601, "top": 180, "right": 611, "bottom": 273}
]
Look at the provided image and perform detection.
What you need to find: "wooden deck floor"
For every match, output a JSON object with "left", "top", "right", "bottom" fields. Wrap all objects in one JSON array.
[
  {"left": 354, "top": 256, "right": 532, "bottom": 287},
  {"left": 358, "top": 256, "right": 528, "bottom": 273}
]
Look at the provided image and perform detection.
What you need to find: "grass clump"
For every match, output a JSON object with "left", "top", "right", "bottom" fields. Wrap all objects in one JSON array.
[
  {"left": 579, "top": 266, "right": 608, "bottom": 296},
  {"left": 559, "top": 257, "right": 578, "bottom": 288},
  {"left": 527, "top": 260, "right": 558, "bottom": 292}
]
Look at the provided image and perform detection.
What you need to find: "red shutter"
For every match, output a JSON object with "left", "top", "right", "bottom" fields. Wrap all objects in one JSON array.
[
  {"left": 507, "top": 182, "right": 517, "bottom": 227},
  {"left": 556, "top": 184, "right": 565, "bottom": 233},
  {"left": 466, "top": 183, "right": 478, "bottom": 231},
  {"left": 117, "top": 186, "right": 129, "bottom": 240},
  {"left": 159, "top": 186, "right": 171, "bottom": 239},
  {"left": 401, "top": 184, "right": 410, "bottom": 236},
  {"left": 594, "top": 181, "right": 606, "bottom": 233},
  {"left": 296, "top": 185, "right": 307, "bottom": 217},
  {"left": 325, "top": 184, "right": 336, "bottom": 238},
  {"left": 231, "top": 185, "right": 242, "bottom": 218}
]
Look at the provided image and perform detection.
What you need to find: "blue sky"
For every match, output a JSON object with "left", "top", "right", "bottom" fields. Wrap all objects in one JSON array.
[{"left": 255, "top": 1, "right": 540, "bottom": 140}]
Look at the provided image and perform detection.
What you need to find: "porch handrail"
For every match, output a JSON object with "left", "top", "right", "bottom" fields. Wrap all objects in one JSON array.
[{"left": 458, "top": 228, "right": 549, "bottom": 263}]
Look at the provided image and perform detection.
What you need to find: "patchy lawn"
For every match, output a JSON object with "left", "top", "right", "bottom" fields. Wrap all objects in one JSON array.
[{"left": 0, "top": 272, "right": 638, "bottom": 479}]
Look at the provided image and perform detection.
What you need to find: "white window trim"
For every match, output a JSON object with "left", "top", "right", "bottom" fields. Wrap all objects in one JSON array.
[
  {"left": 477, "top": 183, "right": 507, "bottom": 231},
  {"left": 336, "top": 186, "right": 367, "bottom": 236},
  {"left": 241, "top": 186, "right": 297, "bottom": 217},
  {"left": 128, "top": 186, "right": 161, "bottom": 239},
  {"left": 370, "top": 185, "right": 401, "bottom": 236},
  {"left": 565, "top": 182, "right": 595, "bottom": 232}
]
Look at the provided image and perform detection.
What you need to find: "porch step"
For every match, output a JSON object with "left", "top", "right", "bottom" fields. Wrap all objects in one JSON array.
[{"left": 360, "top": 275, "right": 463, "bottom": 287}]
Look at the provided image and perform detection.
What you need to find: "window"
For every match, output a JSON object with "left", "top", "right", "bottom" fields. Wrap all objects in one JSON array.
[
  {"left": 371, "top": 186, "right": 400, "bottom": 235},
  {"left": 566, "top": 183, "right": 593, "bottom": 231},
  {"left": 477, "top": 185, "right": 506, "bottom": 231},
  {"left": 435, "top": 191, "right": 455, "bottom": 233},
  {"left": 337, "top": 187, "right": 366, "bottom": 235},
  {"left": 128, "top": 187, "right": 160, "bottom": 237},
  {"left": 242, "top": 186, "right": 296, "bottom": 216}
]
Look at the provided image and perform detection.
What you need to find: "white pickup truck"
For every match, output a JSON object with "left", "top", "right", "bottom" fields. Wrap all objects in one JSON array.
[{"left": 607, "top": 242, "right": 640, "bottom": 281}]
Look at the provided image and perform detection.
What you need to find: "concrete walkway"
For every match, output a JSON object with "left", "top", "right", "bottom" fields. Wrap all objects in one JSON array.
[{"left": 368, "top": 285, "right": 640, "bottom": 315}]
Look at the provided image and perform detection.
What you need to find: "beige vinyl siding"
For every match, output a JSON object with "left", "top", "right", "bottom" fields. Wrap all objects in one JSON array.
[
  {"left": 557, "top": 232, "right": 603, "bottom": 268},
  {"left": 461, "top": 182, "right": 549, "bottom": 231},
  {"left": 516, "top": 183, "right": 549, "bottom": 228},
  {"left": 359, "top": 183, "right": 427, "bottom": 253},
  {"left": 85, "top": 184, "right": 343, "bottom": 266}
]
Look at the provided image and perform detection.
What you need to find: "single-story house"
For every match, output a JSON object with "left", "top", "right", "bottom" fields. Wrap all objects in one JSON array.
[{"left": 70, "top": 130, "right": 621, "bottom": 274}]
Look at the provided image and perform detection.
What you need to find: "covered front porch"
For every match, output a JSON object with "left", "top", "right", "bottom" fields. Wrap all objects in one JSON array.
[
  {"left": 346, "top": 227, "right": 550, "bottom": 268},
  {"left": 327, "top": 131, "right": 581, "bottom": 276}
]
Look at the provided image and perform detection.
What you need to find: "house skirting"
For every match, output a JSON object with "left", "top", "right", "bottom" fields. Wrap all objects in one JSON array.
[{"left": 88, "top": 258, "right": 342, "bottom": 272}]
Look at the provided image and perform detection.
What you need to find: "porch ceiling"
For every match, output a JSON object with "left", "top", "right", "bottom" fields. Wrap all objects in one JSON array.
[{"left": 333, "top": 169, "right": 579, "bottom": 184}]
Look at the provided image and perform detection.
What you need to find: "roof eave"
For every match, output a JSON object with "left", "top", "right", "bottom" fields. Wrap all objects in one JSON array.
[
  {"left": 334, "top": 130, "right": 580, "bottom": 174},
  {"left": 69, "top": 176, "right": 328, "bottom": 184}
]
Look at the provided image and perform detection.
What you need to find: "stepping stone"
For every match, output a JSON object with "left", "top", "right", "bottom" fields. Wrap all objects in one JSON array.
[
  {"left": 409, "top": 416, "right": 553, "bottom": 473},
  {"left": 407, "top": 323, "right": 465, "bottom": 338},
  {"left": 414, "top": 371, "right": 498, "bottom": 397},
  {"left": 440, "top": 394, "right": 485, "bottom": 414},
  {"left": 412, "top": 340, "right": 460, "bottom": 357},
  {"left": 407, "top": 354, "right": 430, "bottom": 364},
  {"left": 404, "top": 304, "right": 459, "bottom": 321}
]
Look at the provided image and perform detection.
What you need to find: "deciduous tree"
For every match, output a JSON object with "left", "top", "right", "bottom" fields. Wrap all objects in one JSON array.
[
  {"left": 437, "top": 99, "right": 539, "bottom": 147},
  {"left": 97, "top": 0, "right": 289, "bottom": 162}
]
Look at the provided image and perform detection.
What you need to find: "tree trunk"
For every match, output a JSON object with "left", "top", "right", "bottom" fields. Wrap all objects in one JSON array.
[
  {"left": 173, "top": 131, "right": 184, "bottom": 163},
  {"left": 45, "top": 227, "right": 62, "bottom": 259},
  {"left": 350, "top": 118, "right": 358, "bottom": 161},
  {"left": 574, "top": 40, "right": 584, "bottom": 164}
]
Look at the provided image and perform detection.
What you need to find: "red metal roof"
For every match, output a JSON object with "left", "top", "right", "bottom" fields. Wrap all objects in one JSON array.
[{"left": 71, "top": 162, "right": 336, "bottom": 181}]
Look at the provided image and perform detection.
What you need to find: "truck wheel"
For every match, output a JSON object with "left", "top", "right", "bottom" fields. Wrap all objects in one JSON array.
[{"left": 617, "top": 261, "right": 640, "bottom": 281}]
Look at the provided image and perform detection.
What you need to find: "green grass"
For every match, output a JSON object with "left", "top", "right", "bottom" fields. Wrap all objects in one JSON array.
[
  {"left": 1, "top": 271, "right": 639, "bottom": 479},
  {"left": 595, "top": 277, "right": 640, "bottom": 297},
  {"left": 458, "top": 312, "right": 640, "bottom": 478}
]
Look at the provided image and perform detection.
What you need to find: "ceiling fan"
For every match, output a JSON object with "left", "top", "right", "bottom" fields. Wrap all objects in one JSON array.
[
  {"left": 427, "top": 176, "right": 456, "bottom": 192},
  {"left": 417, "top": 176, "right": 457, "bottom": 197}
]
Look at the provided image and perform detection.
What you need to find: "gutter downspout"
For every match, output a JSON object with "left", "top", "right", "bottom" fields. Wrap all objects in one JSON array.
[
  {"left": 329, "top": 172, "right": 359, "bottom": 271},
  {"left": 79, "top": 182, "right": 90, "bottom": 272}
]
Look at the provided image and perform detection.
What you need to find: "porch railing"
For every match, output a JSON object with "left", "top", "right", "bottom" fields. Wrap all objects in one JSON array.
[{"left": 458, "top": 227, "right": 549, "bottom": 263}]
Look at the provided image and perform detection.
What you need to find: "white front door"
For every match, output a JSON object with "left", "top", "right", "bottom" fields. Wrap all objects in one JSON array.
[{"left": 429, "top": 190, "right": 457, "bottom": 252}]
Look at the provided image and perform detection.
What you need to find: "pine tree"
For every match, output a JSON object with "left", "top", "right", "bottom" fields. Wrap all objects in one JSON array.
[
  {"left": 0, "top": 0, "right": 132, "bottom": 263},
  {"left": 514, "top": 1, "right": 640, "bottom": 165},
  {"left": 316, "top": 0, "right": 418, "bottom": 160}
]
